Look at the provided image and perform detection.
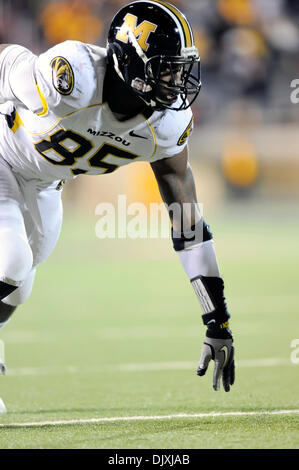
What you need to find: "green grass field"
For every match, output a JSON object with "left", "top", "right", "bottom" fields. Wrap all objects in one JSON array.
[{"left": 0, "top": 202, "right": 298, "bottom": 449}]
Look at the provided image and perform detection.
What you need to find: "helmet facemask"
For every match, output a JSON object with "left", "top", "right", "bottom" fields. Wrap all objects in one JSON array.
[{"left": 143, "top": 53, "right": 201, "bottom": 110}]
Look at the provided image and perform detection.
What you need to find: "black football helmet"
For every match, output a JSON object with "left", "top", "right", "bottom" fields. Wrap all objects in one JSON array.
[{"left": 107, "top": 0, "right": 201, "bottom": 111}]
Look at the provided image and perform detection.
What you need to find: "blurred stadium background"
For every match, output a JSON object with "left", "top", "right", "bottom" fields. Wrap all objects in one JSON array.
[
  {"left": 0, "top": 0, "right": 299, "bottom": 448},
  {"left": 1, "top": 0, "right": 298, "bottom": 210}
]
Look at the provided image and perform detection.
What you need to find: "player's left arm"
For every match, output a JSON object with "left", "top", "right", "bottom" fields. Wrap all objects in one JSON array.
[
  {"left": 0, "top": 41, "right": 95, "bottom": 115},
  {"left": 0, "top": 43, "right": 49, "bottom": 113},
  {"left": 151, "top": 147, "right": 235, "bottom": 392}
]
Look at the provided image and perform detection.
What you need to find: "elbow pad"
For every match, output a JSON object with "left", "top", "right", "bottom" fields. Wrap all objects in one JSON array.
[
  {"left": 171, "top": 219, "right": 213, "bottom": 251},
  {"left": 0, "top": 45, "right": 43, "bottom": 114}
]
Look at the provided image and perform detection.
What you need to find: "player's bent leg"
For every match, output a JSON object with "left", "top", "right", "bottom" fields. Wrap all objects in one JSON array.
[
  {"left": 0, "top": 181, "right": 63, "bottom": 333},
  {"left": 0, "top": 200, "right": 33, "bottom": 301},
  {"left": 0, "top": 199, "right": 33, "bottom": 375},
  {"left": 24, "top": 182, "right": 63, "bottom": 268},
  {"left": 0, "top": 268, "right": 36, "bottom": 375}
]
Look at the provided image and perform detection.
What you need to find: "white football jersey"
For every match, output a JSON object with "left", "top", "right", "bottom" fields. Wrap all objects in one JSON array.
[{"left": 0, "top": 41, "right": 194, "bottom": 182}]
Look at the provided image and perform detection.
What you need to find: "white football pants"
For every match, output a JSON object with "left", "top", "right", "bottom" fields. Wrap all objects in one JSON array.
[{"left": 0, "top": 155, "right": 63, "bottom": 306}]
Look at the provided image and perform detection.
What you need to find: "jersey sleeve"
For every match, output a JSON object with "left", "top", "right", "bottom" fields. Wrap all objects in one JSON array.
[
  {"left": 152, "top": 105, "right": 194, "bottom": 160},
  {"left": 0, "top": 41, "right": 97, "bottom": 116},
  {"left": 36, "top": 40, "right": 97, "bottom": 112}
]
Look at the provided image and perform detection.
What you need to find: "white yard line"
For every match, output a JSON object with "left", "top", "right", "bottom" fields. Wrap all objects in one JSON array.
[
  {"left": 0, "top": 409, "right": 298, "bottom": 428},
  {"left": 4, "top": 357, "right": 292, "bottom": 376}
]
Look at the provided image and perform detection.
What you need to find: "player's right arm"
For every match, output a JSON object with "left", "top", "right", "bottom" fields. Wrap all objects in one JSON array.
[
  {"left": 151, "top": 109, "right": 235, "bottom": 393},
  {"left": 152, "top": 147, "right": 235, "bottom": 392}
]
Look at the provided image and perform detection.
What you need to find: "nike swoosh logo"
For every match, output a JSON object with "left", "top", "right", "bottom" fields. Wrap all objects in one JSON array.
[
  {"left": 220, "top": 345, "right": 229, "bottom": 366},
  {"left": 129, "top": 130, "right": 148, "bottom": 139}
]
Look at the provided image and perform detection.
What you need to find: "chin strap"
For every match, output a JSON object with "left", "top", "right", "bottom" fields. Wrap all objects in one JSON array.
[
  {"left": 126, "top": 29, "right": 158, "bottom": 109},
  {"left": 112, "top": 51, "right": 125, "bottom": 82},
  {"left": 110, "top": 34, "right": 156, "bottom": 109}
]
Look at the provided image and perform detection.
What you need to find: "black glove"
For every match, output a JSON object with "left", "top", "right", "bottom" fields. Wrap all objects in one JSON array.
[{"left": 197, "top": 327, "right": 235, "bottom": 392}]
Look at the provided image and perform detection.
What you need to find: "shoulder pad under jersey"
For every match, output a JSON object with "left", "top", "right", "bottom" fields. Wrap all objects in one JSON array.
[
  {"left": 36, "top": 40, "right": 107, "bottom": 113},
  {"left": 151, "top": 104, "right": 194, "bottom": 159}
]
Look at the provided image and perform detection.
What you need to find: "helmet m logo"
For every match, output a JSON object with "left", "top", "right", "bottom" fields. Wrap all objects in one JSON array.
[{"left": 116, "top": 13, "right": 157, "bottom": 51}]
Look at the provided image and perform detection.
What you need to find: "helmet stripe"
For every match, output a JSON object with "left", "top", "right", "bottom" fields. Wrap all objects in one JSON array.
[{"left": 153, "top": 0, "right": 193, "bottom": 48}]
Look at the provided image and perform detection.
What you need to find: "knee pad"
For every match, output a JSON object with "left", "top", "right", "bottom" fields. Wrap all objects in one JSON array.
[
  {"left": 0, "top": 201, "right": 33, "bottom": 284},
  {"left": 2, "top": 268, "right": 36, "bottom": 306},
  {"left": 0, "top": 228, "right": 33, "bottom": 283}
]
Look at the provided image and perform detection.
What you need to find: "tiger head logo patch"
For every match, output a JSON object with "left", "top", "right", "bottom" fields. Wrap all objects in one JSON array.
[
  {"left": 50, "top": 56, "right": 74, "bottom": 95},
  {"left": 116, "top": 13, "right": 157, "bottom": 51}
]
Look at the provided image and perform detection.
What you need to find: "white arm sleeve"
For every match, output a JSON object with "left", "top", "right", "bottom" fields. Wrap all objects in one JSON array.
[
  {"left": 178, "top": 240, "right": 221, "bottom": 279},
  {"left": 0, "top": 45, "right": 44, "bottom": 113}
]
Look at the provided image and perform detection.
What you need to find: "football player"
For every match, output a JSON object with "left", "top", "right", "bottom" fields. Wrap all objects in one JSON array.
[{"left": 0, "top": 0, "right": 234, "bottom": 391}]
